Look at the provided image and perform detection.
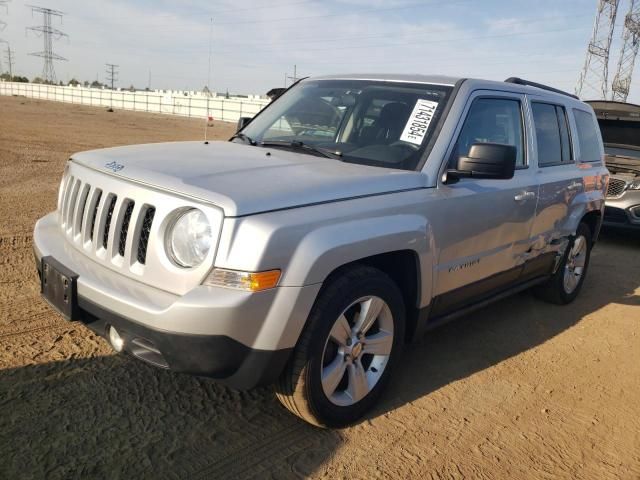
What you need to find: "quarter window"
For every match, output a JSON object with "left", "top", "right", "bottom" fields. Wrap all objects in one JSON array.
[
  {"left": 573, "top": 109, "right": 602, "bottom": 162},
  {"left": 452, "top": 98, "right": 525, "bottom": 167},
  {"left": 532, "top": 102, "right": 573, "bottom": 166}
]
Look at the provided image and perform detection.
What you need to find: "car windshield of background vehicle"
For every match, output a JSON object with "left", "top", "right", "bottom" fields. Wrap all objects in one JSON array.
[
  {"left": 605, "top": 146, "right": 640, "bottom": 160},
  {"left": 240, "top": 80, "right": 452, "bottom": 171}
]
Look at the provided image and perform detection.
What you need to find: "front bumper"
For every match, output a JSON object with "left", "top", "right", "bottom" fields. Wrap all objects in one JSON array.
[
  {"left": 33, "top": 213, "right": 321, "bottom": 389},
  {"left": 604, "top": 191, "right": 640, "bottom": 229}
]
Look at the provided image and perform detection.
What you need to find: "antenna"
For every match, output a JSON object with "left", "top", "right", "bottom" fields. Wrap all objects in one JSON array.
[
  {"left": 287, "top": 64, "right": 301, "bottom": 84},
  {"left": 204, "top": 17, "right": 213, "bottom": 144},
  {"left": 611, "top": 0, "right": 640, "bottom": 101},
  {"left": 576, "top": 0, "right": 619, "bottom": 99},
  {"left": 26, "top": 5, "right": 68, "bottom": 84}
]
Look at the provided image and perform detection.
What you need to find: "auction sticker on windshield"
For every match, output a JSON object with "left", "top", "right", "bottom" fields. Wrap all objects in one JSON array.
[{"left": 400, "top": 99, "right": 439, "bottom": 146}]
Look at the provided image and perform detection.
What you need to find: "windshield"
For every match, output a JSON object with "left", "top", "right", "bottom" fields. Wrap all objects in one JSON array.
[
  {"left": 605, "top": 145, "right": 640, "bottom": 161},
  {"left": 239, "top": 79, "right": 452, "bottom": 170}
]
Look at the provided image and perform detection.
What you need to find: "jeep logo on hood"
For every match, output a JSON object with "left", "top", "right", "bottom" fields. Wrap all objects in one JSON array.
[{"left": 105, "top": 161, "right": 125, "bottom": 173}]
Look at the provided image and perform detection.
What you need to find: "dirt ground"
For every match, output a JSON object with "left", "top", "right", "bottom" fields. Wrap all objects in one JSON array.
[{"left": 1, "top": 95, "right": 639, "bottom": 480}]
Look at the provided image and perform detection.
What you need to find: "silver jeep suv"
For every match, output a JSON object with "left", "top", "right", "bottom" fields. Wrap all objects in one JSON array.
[{"left": 34, "top": 74, "right": 608, "bottom": 427}]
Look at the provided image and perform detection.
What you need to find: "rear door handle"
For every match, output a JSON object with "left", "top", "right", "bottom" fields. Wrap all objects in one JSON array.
[
  {"left": 514, "top": 191, "right": 536, "bottom": 202},
  {"left": 567, "top": 181, "right": 583, "bottom": 191}
]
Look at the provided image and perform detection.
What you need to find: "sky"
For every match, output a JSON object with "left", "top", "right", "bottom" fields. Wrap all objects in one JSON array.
[{"left": 0, "top": 0, "right": 638, "bottom": 102}]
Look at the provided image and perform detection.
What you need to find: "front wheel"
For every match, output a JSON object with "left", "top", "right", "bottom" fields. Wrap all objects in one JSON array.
[{"left": 275, "top": 266, "right": 405, "bottom": 428}]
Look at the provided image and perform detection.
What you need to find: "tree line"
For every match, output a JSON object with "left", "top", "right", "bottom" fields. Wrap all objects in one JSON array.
[{"left": 0, "top": 74, "right": 142, "bottom": 90}]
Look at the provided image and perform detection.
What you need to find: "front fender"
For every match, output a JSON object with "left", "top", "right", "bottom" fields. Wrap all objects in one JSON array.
[{"left": 281, "top": 214, "right": 433, "bottom": 306}]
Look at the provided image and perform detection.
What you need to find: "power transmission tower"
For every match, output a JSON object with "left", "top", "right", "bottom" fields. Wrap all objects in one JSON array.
[
  {"left": 105, "top": 63, "right": 118, "bottom": 90},
  {"left": 576, "top": 0, "right": 619, "bottom": 99},
  {"left": 0, "top": 0, "right": 9, "bottom": 32},
  {"left": 611, "top": 0, "right": 640, "bottom": 101},
  {"left": 0, "top": 0, "right": 10, "bottom": 70},
  {"left": 4, "top": 44, "right": 14, "bottom": 79},
  {"left": 26, "top": 5, "right": 68, "bottom": 84}
]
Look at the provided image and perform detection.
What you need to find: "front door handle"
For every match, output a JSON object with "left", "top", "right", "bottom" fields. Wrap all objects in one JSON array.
[
  {"left": 514, "top": 191, "right": 536, "bottom": 202},
  {"left": 567, "top": 181, "right": 583, "bottom": 191}
]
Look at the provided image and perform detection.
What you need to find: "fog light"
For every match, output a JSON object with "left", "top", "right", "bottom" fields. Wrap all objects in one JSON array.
[{"left": 108, "top": 326, "right": 124, "bottom": 352}]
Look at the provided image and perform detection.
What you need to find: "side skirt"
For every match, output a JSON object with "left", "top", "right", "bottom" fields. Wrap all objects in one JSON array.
[{"left": 421, "top": 275, "right": 549, "bottom": 333}]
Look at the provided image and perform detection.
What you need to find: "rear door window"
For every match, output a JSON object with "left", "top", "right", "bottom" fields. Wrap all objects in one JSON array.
[
  {"left": 573, "top": 109, "right": 602, "bottom": 162},
  {"left": 532, "top": 102, "right": 573, "bottom": 166}
]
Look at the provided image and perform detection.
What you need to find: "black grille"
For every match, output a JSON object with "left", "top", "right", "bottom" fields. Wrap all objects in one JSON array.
[
  {"left": 137, "top": 207, "right": 155, "bottom": 265},
  {"left": 90, "top": 191, "right": 102, "bottom": 241},
  {"left": 118, "top": 200, "right": 135, "bottom": 256},
  {"left": 103, "top": 195, "right": 117, "bottom": 248},
  {"left": 604, "top": 206, "right": 629, "bottom": 224},
  {"left": 606, "top": 178, "right": 627, "bottom": 198}
]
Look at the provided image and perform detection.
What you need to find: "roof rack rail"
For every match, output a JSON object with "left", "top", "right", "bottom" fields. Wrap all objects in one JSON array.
[{"left": 504, "top": 77, "right": 579, "bottom": 100}]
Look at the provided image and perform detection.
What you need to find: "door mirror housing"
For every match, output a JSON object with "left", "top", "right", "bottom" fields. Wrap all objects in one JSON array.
[
  {"left": 236, "top": 116, "right": 252, "bottom": 132},
  {"left": 447, "top": 143, "right": 517, "bottom": 182}
]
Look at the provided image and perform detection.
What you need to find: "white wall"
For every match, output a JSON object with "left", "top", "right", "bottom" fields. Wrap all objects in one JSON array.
[{"left": 0, "top": 81, "right": 271, "bottom": 123}]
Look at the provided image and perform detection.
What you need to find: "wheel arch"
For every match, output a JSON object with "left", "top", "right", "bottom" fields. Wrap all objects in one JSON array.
[
  {"left": 581, "top": 209, "right": 603, "bottom": 243},
  {"left": 318, "top": 250, "right": 423, "bottom": 343}
]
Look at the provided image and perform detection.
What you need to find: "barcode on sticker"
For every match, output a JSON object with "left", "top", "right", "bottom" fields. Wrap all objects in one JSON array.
[{"left": 400, "top": 99, "right": 439, "bottom": 146}]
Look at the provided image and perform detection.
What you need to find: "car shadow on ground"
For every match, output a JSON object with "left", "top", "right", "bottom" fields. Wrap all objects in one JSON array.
[
  {"left": 377, "top": 228, "right": 639, "bottom": 418},
  {"left": 1, "top": 230, "right": 638, "bottom": 479}
]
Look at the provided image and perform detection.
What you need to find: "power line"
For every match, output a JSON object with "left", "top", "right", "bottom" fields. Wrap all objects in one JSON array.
[
  {"left": 105, "top": 63, "right": 118, "bottom": 89},
  {"left": 26, "top": 5, "right": 68, "bottom": 84},
  {"left": 202, "top": 12, "right": 592, "bottom": 53},
  {"left": 206, "top": 24, "right": 589, "bottom": 60},
  {"left": 212, "top": 0, "right": 471, "bottom": 26}
]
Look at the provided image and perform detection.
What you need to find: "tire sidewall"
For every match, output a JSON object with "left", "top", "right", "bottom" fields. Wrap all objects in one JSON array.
[
  {"left": 304, "top": 271, "right": 405, "bottom": 427},
  {"left": 559, "top": 223, "right": 593, "bottom": 303}
]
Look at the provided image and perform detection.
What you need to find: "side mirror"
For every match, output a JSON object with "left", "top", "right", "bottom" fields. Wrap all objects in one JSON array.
[
  {"left": 448, "top": 143, "right": 516, "bottom": 181},
  {"left": 236, "top": 116, "right": 252, "bottom": 132}
]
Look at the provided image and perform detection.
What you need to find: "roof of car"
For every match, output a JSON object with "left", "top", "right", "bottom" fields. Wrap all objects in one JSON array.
[
  {"left": 307, "top": 74, "right": 584, "bottom": 104},
  {"left": 309, "top": 73, "right": 462, "bottom": 86}
]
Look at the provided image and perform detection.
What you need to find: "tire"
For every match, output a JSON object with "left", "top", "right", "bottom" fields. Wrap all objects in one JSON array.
[
  {"left": 275, "top": 265, "right": 405, "bottom": 428},
  {"left": 534, "top": 222, "right": 593, "bottom": 305}
]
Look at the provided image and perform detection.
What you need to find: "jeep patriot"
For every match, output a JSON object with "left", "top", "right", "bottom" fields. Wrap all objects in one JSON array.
[{"left": 34, "top": 74, "right": 608, "bottom": 427}]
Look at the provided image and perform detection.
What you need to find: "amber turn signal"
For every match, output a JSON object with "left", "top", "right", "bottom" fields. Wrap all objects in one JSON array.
[{"left": 204, "top": 268, "right": 281, "bottom": 292}]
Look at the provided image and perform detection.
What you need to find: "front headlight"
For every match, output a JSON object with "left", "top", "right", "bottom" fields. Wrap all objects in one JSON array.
[
  {"left": 629, "top": 179, "right": 640, "bottom": 190},
  {"left": 167, "top": 209, "right": 212, "bottom": 267}
]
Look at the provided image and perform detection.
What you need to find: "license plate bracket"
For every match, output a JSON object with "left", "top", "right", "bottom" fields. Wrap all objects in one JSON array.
[{"left": 41, "top": 256, "right": 80, "bottom": 321}]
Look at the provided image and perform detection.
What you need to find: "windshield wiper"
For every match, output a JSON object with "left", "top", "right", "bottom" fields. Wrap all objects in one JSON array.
[
  {"left": 260, "top": 140, "right": 343, "bottom": 160},
  {"left": 230, "top": 132, "right": 256, "bottom": 145}
]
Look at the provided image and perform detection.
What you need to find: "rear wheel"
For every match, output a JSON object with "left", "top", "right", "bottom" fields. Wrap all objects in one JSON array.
[
  {"left": 275, "top": 266, "right": 405, "bottom": 428},
  {"left": 534, "top": 222, "right": 592, "bottom": 305}
]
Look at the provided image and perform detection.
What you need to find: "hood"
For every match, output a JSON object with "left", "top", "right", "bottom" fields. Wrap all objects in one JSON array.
[{"left": 71, "top": 141, "right": 427, "bottom": 216}]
